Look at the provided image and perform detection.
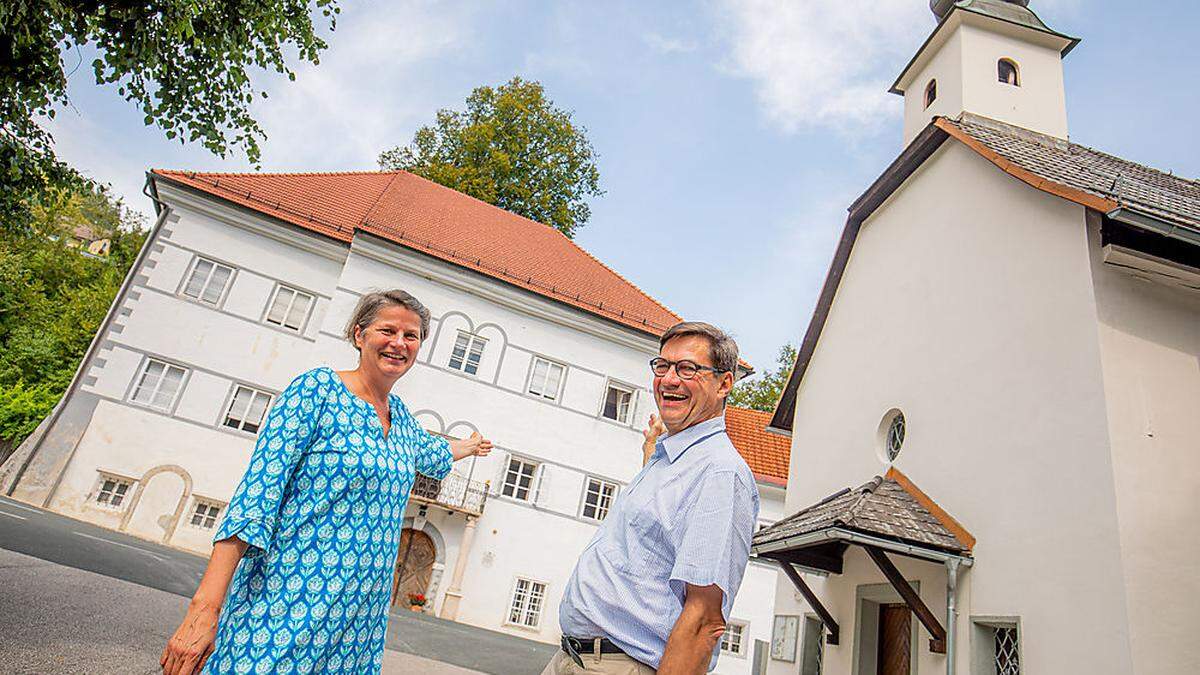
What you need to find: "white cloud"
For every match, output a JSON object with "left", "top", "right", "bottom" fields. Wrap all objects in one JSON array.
[
  {"left": 716, "top": 0, "right": 931, "bottom": 136},
  {"left": 642, "top": 32, "right": 698, "bottom": 55}
]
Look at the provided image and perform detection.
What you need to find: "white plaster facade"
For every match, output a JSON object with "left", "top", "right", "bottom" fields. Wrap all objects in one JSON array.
[
  {"left": 1, "top": 176, "right": 785, "bottom": 674},
  {"left": 763, "top": 3, "right": 1198, "bottom": 675}
]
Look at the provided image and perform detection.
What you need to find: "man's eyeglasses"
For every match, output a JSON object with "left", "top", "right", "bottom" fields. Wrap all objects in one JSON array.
[{"left": 649, "top": 357, "right": 727, "bottom": 380}]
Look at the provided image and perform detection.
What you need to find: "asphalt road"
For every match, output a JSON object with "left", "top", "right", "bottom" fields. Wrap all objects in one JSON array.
[{"left": 0, "top": 496, "right": 556, "bottom": 674}]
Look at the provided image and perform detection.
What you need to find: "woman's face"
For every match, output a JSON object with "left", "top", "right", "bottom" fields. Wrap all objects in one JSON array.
[{"left": 355, "top": 305, "right": 423, "bottom": 381}]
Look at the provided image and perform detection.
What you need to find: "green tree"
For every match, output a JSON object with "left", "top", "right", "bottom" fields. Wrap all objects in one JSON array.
[
  {"left": 0, "top": 187, "right": 146, "bottom": 447},
  {"left": 0, "top": 0, "right": 339, "bottom": 230},
  {"left": 729, "top": 343, "right": 797, "bottom": 412},
  {"left": 379, "top": 77, "right": 603, "bottom": 238}
]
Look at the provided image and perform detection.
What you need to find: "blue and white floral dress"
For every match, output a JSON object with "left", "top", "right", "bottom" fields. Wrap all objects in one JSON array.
[{"left": 205, "top": 366, "right": 452, "bottom": 674}]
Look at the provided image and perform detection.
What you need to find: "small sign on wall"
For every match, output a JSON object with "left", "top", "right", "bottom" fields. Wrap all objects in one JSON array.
[{"left": 771, "top": 615, "right": 799, "bottom": 662}]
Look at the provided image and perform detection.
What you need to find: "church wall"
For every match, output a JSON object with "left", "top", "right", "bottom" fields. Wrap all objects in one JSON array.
[
  {"left": 1086, "top": 215, "right": 1200, "bottom": 674},
  {"left": 770, "top": 141, "right": 1133, "bottom": 674}
]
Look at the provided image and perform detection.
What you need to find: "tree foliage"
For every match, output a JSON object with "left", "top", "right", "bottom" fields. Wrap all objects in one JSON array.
[
  {"left": 729, "top": 343, "right": 797, "bottom": 412},
  {"left": 0, "top": 0, "right": 339, "bottom": 230},
  {"left": 379, "top": 77, "right": 603, "bottom": 238},
  {"left": 0, "top": 188, "right": 145, "bottom": 445}
]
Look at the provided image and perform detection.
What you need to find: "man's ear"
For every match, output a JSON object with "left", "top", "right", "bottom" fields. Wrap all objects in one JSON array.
[{"left": 717, "top": 370, "right": 734, "bottom": 398}]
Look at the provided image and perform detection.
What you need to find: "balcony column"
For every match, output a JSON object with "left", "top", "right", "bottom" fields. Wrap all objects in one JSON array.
[{"left": 439, "top": 514, "right": 478, "bottom": 621}]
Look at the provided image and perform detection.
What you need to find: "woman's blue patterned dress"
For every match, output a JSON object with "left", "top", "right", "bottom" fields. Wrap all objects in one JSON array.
[{"left": 205, "top": 366, "right": 452, "bottom": 674}]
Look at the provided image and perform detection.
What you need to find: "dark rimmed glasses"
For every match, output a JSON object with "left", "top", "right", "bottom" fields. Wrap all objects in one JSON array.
[{"left": 649, "top": 357, "right": 727, "bottom": 380}]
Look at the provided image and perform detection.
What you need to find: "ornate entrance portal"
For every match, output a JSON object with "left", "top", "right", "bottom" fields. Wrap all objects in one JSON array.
[{"left": 393, "top": 528, "right": 436, "bottom": 606}]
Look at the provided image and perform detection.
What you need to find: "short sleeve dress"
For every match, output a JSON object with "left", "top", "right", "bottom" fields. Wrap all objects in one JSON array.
[{"left": 204, "top": 366, "right": 453, "bottom": 674}]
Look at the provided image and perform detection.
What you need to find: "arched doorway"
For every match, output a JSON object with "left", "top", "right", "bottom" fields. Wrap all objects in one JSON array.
[
  {"left": 393, "top": 528, "right": 437, "bottom": 607},
  {"left": 121, "top": 464, "right": 191, "bottom": 544}
]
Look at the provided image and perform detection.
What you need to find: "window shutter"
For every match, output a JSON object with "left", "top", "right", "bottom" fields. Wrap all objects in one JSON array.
[
  {"left": 533, "top": 464, "right": 550, "bottom": 506},
  {"left": 493, "top": 453, "right": 510, "bottom": 496}
]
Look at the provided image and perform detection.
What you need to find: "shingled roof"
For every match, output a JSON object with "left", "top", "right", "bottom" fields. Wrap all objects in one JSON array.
[
  {"left": 944, "top": 114, "right": 1200, "bottom": 230},
  {"left": 754, "top": 468, "right": 973, "bottom": 555},
  {"left": 150, "top": 169, "right": 682, "bottom": 337},
  {"left": 725, "top": 406, "right": 790, "bottom": 486}
]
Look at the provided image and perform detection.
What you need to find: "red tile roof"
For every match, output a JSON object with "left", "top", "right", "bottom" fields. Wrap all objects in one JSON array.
[
  {"left": 725, "top": 406, "right": 790, "bottom": 487},
  {"left": 150, "top": 169, "right": 682, "bottom": 336}
]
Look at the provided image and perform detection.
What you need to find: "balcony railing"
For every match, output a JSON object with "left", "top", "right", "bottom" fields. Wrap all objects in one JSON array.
[{"left": 410, "top": 472, "right": 489, "bottom": 516}]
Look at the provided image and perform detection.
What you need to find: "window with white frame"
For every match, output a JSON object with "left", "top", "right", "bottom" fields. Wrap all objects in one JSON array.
[
  {"left": 130, "top": 359, "right": 188, "bottom": 411},
  {"left": 602, "top": 382, "right": 634, "bottom": 423},
  {"left": 95, "top": 476, "right": 132, "bottom": 508},
  {"left": 222, "top": 385, "right": 273, "bottom": 434},
  {"left": 189, "top": 500, "right": 223, "bottom": 529},
  {"left": 527, "top": 357, "right": 565, "bottom": 400},
  {"left": 264, "top": 285, "right": 314, "bottom": 332},
  {"left": 181, "top": 257, "right": 234, "bottom": 305},
  {"left": 507, "top": 577, "right": 546, "bottom": 628},
  {"left": 448, "top": 331, "right": 486, "bottom": 375},
  {"left": 721, "top": 621, "right": 748, "bottom": 657},
  {"left": 501, "top": 457, "right": 539, "bottom": 501},
  {"left": 973, "top": 620, "right": 1021, "bottom": 675},
  {"left": 581, "top": 477, "right": 618, "bottom": 522}
]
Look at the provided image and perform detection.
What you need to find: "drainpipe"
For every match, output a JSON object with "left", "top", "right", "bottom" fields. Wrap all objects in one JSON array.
[{"left": 945, "top": 558, "right": 960, "bottom": 675}]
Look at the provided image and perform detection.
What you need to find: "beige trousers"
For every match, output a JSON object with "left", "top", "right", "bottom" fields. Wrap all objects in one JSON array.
[{"left": 539, "top": 650, "right": 656, "bottom": 675}]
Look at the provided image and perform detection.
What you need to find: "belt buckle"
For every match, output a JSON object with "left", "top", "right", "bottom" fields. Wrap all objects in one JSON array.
[{"left": 562, "top": 636, "right": 585, "bottom": 668}]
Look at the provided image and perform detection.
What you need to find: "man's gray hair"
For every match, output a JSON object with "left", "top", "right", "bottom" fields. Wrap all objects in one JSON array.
[
  {"left": 344, "top": 289, "right": 432, "bottom": 348},
  {"left": 659, "top": 321, "right": 739, "bottom": 374}
]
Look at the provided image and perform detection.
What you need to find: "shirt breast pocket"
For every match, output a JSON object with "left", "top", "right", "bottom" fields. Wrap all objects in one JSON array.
[{"left": 610, "top": 508, "right": 675, "bottom": 576}]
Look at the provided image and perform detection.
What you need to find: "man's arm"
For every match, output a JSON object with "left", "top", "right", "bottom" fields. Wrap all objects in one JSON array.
[{"left": 657, "top": 583, "right": 727, "bottom": 675}]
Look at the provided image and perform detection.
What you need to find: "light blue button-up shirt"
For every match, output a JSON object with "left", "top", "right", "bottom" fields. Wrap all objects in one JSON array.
[{"left": 559, "top": 415, "right": 760, "bottom": 671}]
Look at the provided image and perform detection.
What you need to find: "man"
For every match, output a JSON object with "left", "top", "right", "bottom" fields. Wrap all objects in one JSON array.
[{"left": 546, "top": 322, "right": 760, "bottom": 675}]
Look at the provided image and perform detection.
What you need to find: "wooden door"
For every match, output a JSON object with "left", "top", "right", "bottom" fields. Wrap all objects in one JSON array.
[
  {"left": 877, "top": 604, "right": 911, "bottom": 675},
  {"left": 392, "top": 529, "right": 436, "bottom": 606}
]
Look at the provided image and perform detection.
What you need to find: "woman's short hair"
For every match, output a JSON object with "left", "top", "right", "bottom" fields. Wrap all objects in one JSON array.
[
  {"left": 344, "top": 290, "right": 432, "bottom": 349},
  {"left": 658, "top": 321, "right": 738, "bottom": 374}
]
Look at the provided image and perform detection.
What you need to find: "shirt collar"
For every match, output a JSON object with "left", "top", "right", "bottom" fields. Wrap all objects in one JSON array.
[{"left": 658, "top": 414, "right": 727, "bottom": 463}]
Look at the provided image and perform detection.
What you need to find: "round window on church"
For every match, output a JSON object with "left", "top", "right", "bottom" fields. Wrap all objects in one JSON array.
[{"left": 877, "top": 409, "right": 906, "bottom": 463}]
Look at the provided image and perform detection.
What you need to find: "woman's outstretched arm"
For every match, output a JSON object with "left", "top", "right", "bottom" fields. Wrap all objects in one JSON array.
[{"left": 160, "top": 537, "right": 247, "bottom": 675}]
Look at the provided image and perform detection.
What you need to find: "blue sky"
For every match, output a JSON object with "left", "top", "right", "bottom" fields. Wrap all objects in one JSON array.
[{"left": 48, "top": 0, "right": 1200, "bottom": 372}]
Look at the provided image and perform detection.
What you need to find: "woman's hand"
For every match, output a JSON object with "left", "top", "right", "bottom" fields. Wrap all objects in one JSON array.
[
  {"left": 160, "top": 599, "right": 219, "bottom": 675},
  {"left": 450, "top": 431, "right": 494, "bottom": 460},
  {"left": 642, "top": 413, "right": 667, "bottom": 466}
]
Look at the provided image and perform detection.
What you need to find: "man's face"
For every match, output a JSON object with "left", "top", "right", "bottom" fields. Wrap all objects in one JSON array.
[
  {"left": 654, "top": 335, "right": 734, "bottom": 434},
  {"left": 354, "top": 305, "right": 423, "bottom": 380}
]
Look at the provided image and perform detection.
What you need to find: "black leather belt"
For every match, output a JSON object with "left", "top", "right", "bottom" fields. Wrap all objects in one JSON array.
[{"left": 560, "top": 636, "right": 625, "bottom": 667}]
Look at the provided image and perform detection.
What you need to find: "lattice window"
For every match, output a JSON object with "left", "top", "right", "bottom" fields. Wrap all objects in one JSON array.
[
  {"left": 800, "top": 615, "right": 824, "bottom": 675},
  {"left": 182, "top": 257, "right": 234, "bottom": 305},
  {"left": 130, "top": 359, "right": 188, "bottom": 411},
  {"left": 886, "top": 412, "right": 905, "bottom": 461},
  {"left": 507, "top": 577, "right": 546, "bottom": 628},
  {"left": 528, "top": 358, "right": 565, "bottom": 400},
  {"left": 994, "top": 626, "right": 1020, "bottom": 674},
  {"left": 721, "top": 622, "right": 747, "bottom": 656},
  {"left": 448, "top": 332, "right": 486, "bottom": 375},
  {"left": 223, "top": 385, "right": 273, "bottom": 434},
  {"left": 265, "top": 285, "right": 314, "bottom": 332},
  {"left": 95, "top": 476, "right": 132, "bottom": 508},
  {"left": 581, "top": 477, "right": 618, "bottom": 521}
]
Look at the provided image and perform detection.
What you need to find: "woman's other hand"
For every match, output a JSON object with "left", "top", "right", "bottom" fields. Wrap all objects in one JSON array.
[
  {"left": 641, "top": 413, "right": 667, "bottom": 466},
  {"left": 450, "top": 431, "right": 493, "bottom": 460},
  {"left": 161, "top": 599, "right": 219, "bottom": 675}
]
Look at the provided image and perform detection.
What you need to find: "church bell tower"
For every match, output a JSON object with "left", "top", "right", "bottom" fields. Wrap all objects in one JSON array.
[{"left": 891, "top": 0, "right": 1080, "bottom": 146}]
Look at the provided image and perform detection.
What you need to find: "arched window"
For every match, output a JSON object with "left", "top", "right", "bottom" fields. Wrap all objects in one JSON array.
[
  {"left": 998, "top": 58, "right": 1020, "bottom": 86},
  {"left": 924, "top": 79, "right": 937, "bottom": 109}
]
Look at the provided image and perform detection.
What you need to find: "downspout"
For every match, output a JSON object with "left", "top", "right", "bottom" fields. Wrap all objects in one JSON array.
[
  {"left": 5, "top": 175, "right": 171, "bottom": 500},
  {"left": 945, "top": 558, "right": 960, "bottom": 675}
]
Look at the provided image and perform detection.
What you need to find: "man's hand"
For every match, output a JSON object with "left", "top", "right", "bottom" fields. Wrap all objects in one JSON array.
[
  {"left": 161, "top": 599, "right": 219, "bottom": 674},
  {"left": 641, "top": 414, "right": 667, "bottom": 466},
  {"left": 451, "top": 431, "right": 494, "bottom": 460},
  {"left": 658, "top": 583, "right": 727, "bottom": 675}
]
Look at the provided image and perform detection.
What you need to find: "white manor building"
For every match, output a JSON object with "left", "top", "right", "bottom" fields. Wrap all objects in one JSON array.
[
  {"left": 755, "top": 2, "right": 1199, "bottom": 675},
  {"left": 0, "top": 165, "right": 790, "bottom": 673}
]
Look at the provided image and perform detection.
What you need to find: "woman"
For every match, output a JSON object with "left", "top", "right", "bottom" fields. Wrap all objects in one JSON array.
[{"left": 161, "top": 290, "right": 492, "bottom": 675}]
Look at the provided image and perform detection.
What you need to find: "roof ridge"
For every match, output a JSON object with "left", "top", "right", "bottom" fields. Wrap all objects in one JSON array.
[
  {"left": 360, "top": 171, "right": 402, "bottom": 228},
  {"left": 154, "top": 168, "right": 404, "bottom": 179}
]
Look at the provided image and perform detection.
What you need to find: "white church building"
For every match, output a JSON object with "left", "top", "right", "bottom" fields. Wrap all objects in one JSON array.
[
  {"left": 754, "top": 1, "right": 1198, "bottom": 674},
  {"left": 0, "top": 162, "right": 790, "bottom": 673}
]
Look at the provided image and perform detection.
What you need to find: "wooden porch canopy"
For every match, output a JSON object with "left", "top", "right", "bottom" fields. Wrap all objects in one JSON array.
[{"left": 751, "top": 468, "right": 974, "bottom": 654}]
